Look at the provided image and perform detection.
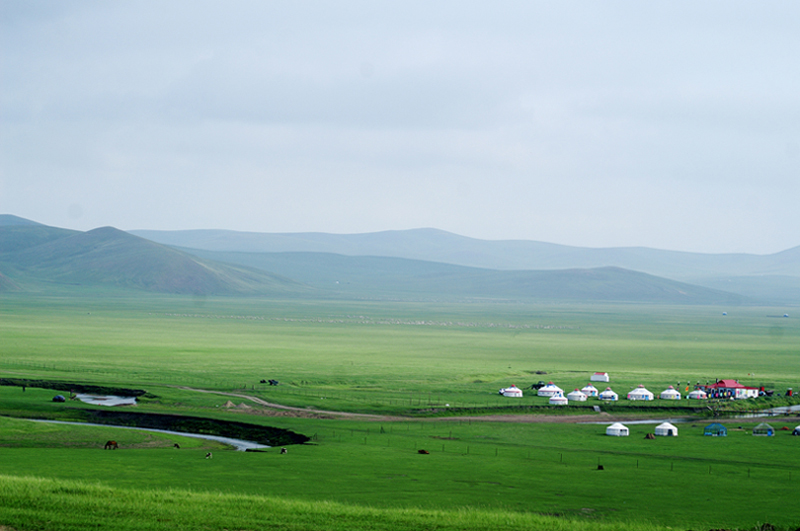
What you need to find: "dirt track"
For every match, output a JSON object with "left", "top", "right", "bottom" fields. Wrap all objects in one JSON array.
[{"left": 174, "top": 386, "right": 800, "bottom": 425}]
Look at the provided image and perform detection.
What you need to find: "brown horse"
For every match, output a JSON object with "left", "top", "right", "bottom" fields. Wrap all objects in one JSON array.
[{"left": 104, "top": 440, "right": 119, "bottom": 450}]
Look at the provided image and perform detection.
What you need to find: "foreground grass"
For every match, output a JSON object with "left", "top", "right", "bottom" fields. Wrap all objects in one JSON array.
[
  {"left": 0, "top": 474, "right": 678, "bottom": 531},
  {"left": 2, "top": 415, "right": 799, "bottom": 529}
]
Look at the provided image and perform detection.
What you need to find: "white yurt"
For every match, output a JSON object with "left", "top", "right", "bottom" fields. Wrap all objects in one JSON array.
[
  {"left": 549, "top": 395, "right": 569, "bottom": 406},
  {"left": 660, "top": 386, "right": 681, "bottom": 400},
  {"left": 792, "top": 425, "right": 800, "bottom": 436},
  {"left": 654, "top": 422, "right": 679, "bottom": 437},
  {"left": 627, "top": 385, "right": 654, "bottom": 401},
  {"left": 590, "top": 372, "right": 610, "bottom": 382},
  {"left": 687, "top": 389, "right": 708, "bottom": 400},
  {"left": 598, "top": 387, "right": 618, "bottom": 401},
  {"left": 606, "top": 422, "right": 629, "bottom": 436},
  {"left": 567, "top": 389, "right": 588, "bottom": 402},
  {"left": 581, "top": 384, "right": 599, "bottom": 397},
  {"left": 499, "top": 385, "right": 523, "bottom": 397},
  {"left": 537, "top": 382, "right": 563, "bottom": 397}
]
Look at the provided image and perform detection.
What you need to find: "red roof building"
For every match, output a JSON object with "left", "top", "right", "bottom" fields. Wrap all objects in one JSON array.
[{"left": 702, "top": 379, "right": 759, "bottom": 400}]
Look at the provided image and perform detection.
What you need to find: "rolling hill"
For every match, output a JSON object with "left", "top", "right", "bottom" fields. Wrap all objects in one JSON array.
[
  {"left": 132, "top": 227, "right": 800, "bottom": 303},
  {"left": 0, "top": 216, "right": 773, "bottom": 303},
  {"left": 179, "top": 248, "right": 751, "bottom": 305},
  {"left": 0, "top": 222, "right": 307, "bottom": 296}
]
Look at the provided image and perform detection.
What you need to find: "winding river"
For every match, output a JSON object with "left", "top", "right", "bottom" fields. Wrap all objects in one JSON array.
[{"left": 26, "top": 419, "right": 270, "bottom": 451}]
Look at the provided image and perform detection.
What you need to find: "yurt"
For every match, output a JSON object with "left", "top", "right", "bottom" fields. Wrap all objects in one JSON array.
[
  {"left": 598, "top": 387, "right": 618, "bottom": 401},
  {"left": 567, "top": 389, "right": 588, "bottom": 402},
  {"left": 753, "top": 423, "right": 774, "bottom": 436},
  {"left": 660, "top": 386, "right": 681, "bottom": 400},
  {"left": 704, "top": 423, "right": 727, "bottom": 437},
  {"left": 792, "top": 425, "right": 800, "bottom": 436},
  {"left": 537, "top": 382, "right": 563, "bottom": 398},
  {"left": 590, "top": 372, "right": 610, "bottom": 382},
  {"left": 687, "top": 389, "right": 708, "bottom": 400},
  {"left": 654, "top": 422, "right": 678, "bottom": 437},
  {"left": 499, "top": 385, "right": 523, "bottom": 397},
  {"left": 581, "top": 384, "right": 599, "bottom": 397},
  {"left": 606, "top": 423, "right": 629, "bottom": 436},
  {"left": 549, "top": 395, "right": 569, "bottom": 406},
  {"left": 627, "top": 385, "right": 654, "bottom": 401}
]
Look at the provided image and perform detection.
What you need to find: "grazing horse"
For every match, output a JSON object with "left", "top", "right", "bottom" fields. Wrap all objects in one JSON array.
[
  {"left": 205, "top": 452, "right": 212, "bottom": 459},
  {"left": 417, "top": 449, "right": 429, "bottom": 454},
  {"left": 104, "top": 440, "right": 119, "bottom": 450}
]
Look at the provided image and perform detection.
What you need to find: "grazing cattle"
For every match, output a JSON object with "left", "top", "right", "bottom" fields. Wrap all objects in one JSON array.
[
  {"left": 417, "top": 449, "right": 429, "bottom": 454},
  {"left": 173, "top": 443, "right": 181, "bottom": 449},
  {"left": 280, "top": 447, "right": 287, "bottom": 454},
  {"left": 205, "top": 452, "right": 212, "bottom": 459},
  {"left": 104, "top": 440, "right": 119, "bottom": 450}
]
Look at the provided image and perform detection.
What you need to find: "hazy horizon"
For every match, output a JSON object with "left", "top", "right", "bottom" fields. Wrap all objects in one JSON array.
[{"left": 2, "top": 2, "right": 798, "bottom": 254}]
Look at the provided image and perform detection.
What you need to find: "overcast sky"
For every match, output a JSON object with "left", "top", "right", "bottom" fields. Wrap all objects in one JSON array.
[{"left": 2, "top": 1, "right": 799, "bottom": 254}]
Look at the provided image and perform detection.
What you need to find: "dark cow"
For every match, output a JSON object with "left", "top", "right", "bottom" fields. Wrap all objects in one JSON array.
[
  {"left": 280, "top": 447, "right": 287, "bottom": 454},
  {"left": 417, "top": 449, "right": 429, "bottom": 454},
  {"left": 205, "top": 452, "right": 213, "bottom": 459},
  {"left": 104, "top": 440, "right": 119, "bottom": 450},
  {"left": 173, "top": 443, "right": 181, "bottom": 449}
]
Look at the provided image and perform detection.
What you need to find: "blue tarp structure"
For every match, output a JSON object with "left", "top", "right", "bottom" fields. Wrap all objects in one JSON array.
[{"left": 704, "top": 423, "right": 727, "bottom": 436}]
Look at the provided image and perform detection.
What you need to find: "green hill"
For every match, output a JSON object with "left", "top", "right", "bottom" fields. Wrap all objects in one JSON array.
[
  {"left": 180, "top": 248, "right": 751, "bottom": 304},
  {"left": 133, "top": 227, "right": 800, "bottom": 303},
  {"left": 0, "top": 225, "right": 308, "bottom": 296}
]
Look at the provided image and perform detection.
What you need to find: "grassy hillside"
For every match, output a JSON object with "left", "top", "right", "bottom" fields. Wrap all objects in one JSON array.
[
  {"left": 131, "top": 227, "right": 800, "bottom": 279},
  {"left": 180, "top": 248, "right": 752, "bottom": 304},
  {"left": 0, "top": 225, "right": 309, "bottom": 296}
]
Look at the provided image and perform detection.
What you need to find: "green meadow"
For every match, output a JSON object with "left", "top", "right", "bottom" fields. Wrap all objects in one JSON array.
[{"left": 1, "top": 293, "right": 799, "bottom": 530}]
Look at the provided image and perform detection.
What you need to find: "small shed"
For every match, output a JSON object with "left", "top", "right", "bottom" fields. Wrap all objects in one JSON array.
[
  {"left": 655, "top": 422, "right": 678, "bottom": 437},
  {"left": 627, "top": 385, "right": 654, "bottom": 401},
  {"left": 499, "top": 385, "right": 523, "bottom": 398},
  {"left": 704, "top": 423, "right": 727, "bottom": 437},
  {"left": 598, "top": 387, "right": 618, "bottom": 401},
  {"left": 549, "top": 395, "right": 568, "bottom": 406},
  {"left": 537, "top": 382, "right": 563, "bottom": 398},
  {"left": 753, "top": 423, "right": 774, "bottom": 436},
  {"left": 590, "top": 372, "right": 610, "bottom": 383},
  {"left": 567, "top": 389, "right": 588, "bottom": 402},
  {"left": 659, "top": 386, "right": 681, "bottom": 400},
  {"left": 581, "top": 384, "right": 599, "bottom": 397},
  {"left": 687, "top": 389, "right": 708, "bottom": 400},
  {"left": 606, "top": 423, "right": 629, "bottom": 436}
]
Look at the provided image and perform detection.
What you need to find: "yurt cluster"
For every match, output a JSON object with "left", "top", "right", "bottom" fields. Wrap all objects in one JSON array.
[
  {"left": 498, "top": 372, "right": 713, "bottom": 406},
  {"left": 607, "top": 421, "right": 800, "bottom": 438}
]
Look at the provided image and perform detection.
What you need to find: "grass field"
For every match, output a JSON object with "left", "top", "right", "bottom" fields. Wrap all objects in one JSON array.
[{"left": 1, "top": 292, "right": 799, "bottom": 530}]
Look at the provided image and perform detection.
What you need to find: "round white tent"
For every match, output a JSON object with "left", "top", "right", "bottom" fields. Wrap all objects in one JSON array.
[
  {"left": 655, "top": 422, "right": 678, "bottom": 437},
  {"left": 687, "top": 389, "right": 708, "bottom": 400},
  {"left": 598, "top": 387, "right": 618, "bottom": 401},
  {"left": 567, "top": 389, "right": 587, "bottom": 402},
  {"left": 606, "top": 423, "right": 629, "bottom": 436},
  {"left": 537, "top": 382, "right": 563, "bottom": 397},
  {"left": 499, "top": 385, "right": 523, "bottom": 397},
  {"left": 627, "top": 385, "right": 654, "bottom": 401},
  {"left": 660, "top": 386, "right": 681, "bottom": 400},
  {"left": 581, "top": 384, "right": 599, "bottom": 397},
  {"left": 549, "top": 395, "right": 568, "bottom": 405}
]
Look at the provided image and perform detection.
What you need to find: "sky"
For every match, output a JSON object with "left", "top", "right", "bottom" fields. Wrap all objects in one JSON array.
[{"left": 1, "top": 1, "right": 799, "bottom": 254}]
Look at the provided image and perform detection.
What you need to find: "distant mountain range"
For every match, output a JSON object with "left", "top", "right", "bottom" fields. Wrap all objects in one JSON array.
[
  {"left": 1, "top": 214, "right": 796, "bottom": 304},
  {"left": 132, "top": 226, "right": 800, "bottom": 304}
]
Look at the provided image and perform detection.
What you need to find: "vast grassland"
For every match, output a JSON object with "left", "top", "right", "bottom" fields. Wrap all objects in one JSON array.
[{"left": 1, "top": 293, "right": 799, "bottom": 530}]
